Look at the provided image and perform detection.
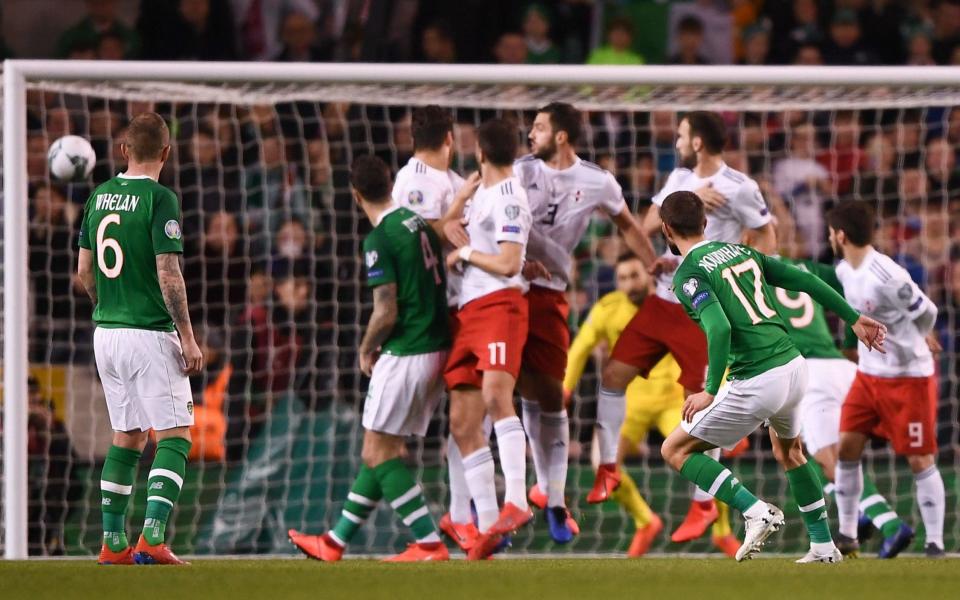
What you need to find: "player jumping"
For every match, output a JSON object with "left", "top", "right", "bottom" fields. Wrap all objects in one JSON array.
[
  {"left": 513, "top": 102, "right": 657, "bottom": 543},
  {"left": 79, "top": 112, "right": 203, "bottom": 566},
  {"left": 827, "top": 202, "right": 946, "bottom": 558},
  {"left": 657, "top": 190, "right": 886, "bottom": 563},
  {"left": 289, "top": 155, "right": 451, "bottom": 562},
  {"left": 444, "top": 119, "right": 534, "bottom": 560}
]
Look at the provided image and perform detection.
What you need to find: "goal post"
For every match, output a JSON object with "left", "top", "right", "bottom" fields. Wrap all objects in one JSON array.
[{"left": 3, "top": 59, "right": 959, "bottom": 560}]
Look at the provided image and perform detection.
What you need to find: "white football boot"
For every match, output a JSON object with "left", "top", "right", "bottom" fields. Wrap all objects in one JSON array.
[
  {"left": 736, "top": 504, "right": 785, "bottom": 562},
  {"left": 796, "top": 546, "right": 844, "bottom": 564}
]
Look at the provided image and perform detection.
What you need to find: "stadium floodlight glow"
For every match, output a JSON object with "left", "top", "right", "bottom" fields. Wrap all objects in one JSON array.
[{"left": 4, "top": 59, "right": 960, "bottom": 560}]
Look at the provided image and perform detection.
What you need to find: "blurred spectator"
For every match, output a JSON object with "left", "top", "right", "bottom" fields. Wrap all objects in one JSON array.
[
  {"left": 821, "top": 9, "right": 878, "bottom": 66},
  {"left": 56, "top": 0, "right": 140, "bottom": 59},
  {"left": 738, "top": 21, "right": 771, "bottom": 65},
  {"left": 27, "top": 134, "right": 49, "bottom": 185},
  {"left": 233, "top": 0, "right": 319, "bottom": 61},
  {"left": 27, "top": 376, "right": 80, "bottom": 556},
  {"left": 275, "top": 11, "right": 330, "bottom": 61},
  {"left": 767, "top": 0, "right": 824, "bottom": 64},
  {"left": 178, "top": 125, "right": 241, "bottom": 234},
  {"left": 932, "top": 0, "right": 960, "bottom": 64},
  {"left": 586, "top": 16, "right": 644, "bottom": 65},
  {"left": 187, "top": 326, "right": 229, "bottom": 462},
  {"left": 29, "top": 184, "right": 82, "bottom": 362},
  {"left": 773, "top": 122, "right": 830, "bottom": 258},
  {"left": 96, "top": 32, "right": 127, "bottom": 60},
  {"left": 670, "top": 0, "right": 734, "bottom": 65},
  {"left": 420, "top": 19, "right": 457, "bottom": 63},
  {"left": 859, "top": 0, "right": 909, "bottom": 65},
  {"left": 668, "top": 15, "right": 710, "bottom": 65},
  {"left": 273, "top": 217, "right": 310, "bottom": 262},
  {"left": 523, "top": 4, "right": 561, "bottom": 64},
  {"left": 857, "top": 132, "right": 900, "bottom": 216},
  {"left": 925, "top": 136, "right": 960, "bottom": 199},
  {"left": 895, "top": 110, "right": 924, "bottom": 169},
  {"left": 493, "top": 31, "right": 528, "bottom": 64},
  {"left": 245, "top": 135, "right": 308, "bottom": 234},
  {"left": 184, "top": 210, "right": 250, "bottom": 330},
  {"left": 817, "top": 111, "right": 862, "bottom": 196},
  {"left": 905, "top": 24, "right": 937, "bottom": 66},
  {"left": 139, "top": 0, "right": 238, "bottom": 61},
  {"left": 899, "top": 168, "right": 929, "bottom": 215},
  {"left": 792, "top": 41, "right": 824, "bottom": 65}
]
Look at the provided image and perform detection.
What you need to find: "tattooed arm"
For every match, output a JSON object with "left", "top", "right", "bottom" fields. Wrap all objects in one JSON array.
[
  {"left": 77, "top": 248, "right": 97, "bottom": 304},
  {"left": 156, "top": 253, "right": 204, "bottom": 375},
  {"left": 359, "top": 283, "right": 398, "bottom": 376}
]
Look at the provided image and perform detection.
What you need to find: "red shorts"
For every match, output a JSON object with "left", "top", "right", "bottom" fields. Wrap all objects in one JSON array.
[
  {"left": 840, "top": 371, "right": 938, "bottom": 455},
  {"left": 609, "top": 294, "right": 708, "bottom": 392},
  {"left": 521, "top": 286, "right": 570, "bottom": 381},
  {"left": 444, "top": 288, "right": 529, "bottom": 389}
]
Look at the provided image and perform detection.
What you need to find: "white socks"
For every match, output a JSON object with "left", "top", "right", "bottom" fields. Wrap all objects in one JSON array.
[
  {"left": 521, "top": 398, "right": 548, "bottom": 491},
  {"left": 446, "top": 434, "right": 473, "bottom": 524},
  {"left": 596, "top": 387, "right": 626, "bottom": 464},
  {"left": 915, "top": 464, "right": 945, "bottom": 549},
  {"left": 835, "top": 460, "right": 864, "bottom": 539},
  {"left": 494, "top": 416, "right": 528, "bottom": 510},
  {"left": 541, "top": 410, "right": 569, "bottom": 507},
  {"left": 462, "top": 447, "right": 499, "bottom": 531}
]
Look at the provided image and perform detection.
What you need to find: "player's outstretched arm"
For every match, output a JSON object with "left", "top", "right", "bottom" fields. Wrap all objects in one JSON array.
[
  {"left": 76, "top": 248, "right": 97, "bottom": 304},
  {"left": 358, "top": 283, "right": 398, "bottom": 376},
  {"left": 435, "top": 172, "right": 481, "bottom": 246},
  {"left": 446, "top": 241, "right": 523, "bottom": 277},
  {"left": 156, "top": 253, "right": 204, "bottom": 375},
  {"left": 612, "top": 207, "right": 657, "bottom": 267}
]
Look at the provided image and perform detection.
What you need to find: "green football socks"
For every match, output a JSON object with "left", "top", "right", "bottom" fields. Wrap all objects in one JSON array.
[
  {"left": 374, "top": 458, "right": 440, "bottom": 543},
  {"left": 100, "top": 445, "right": 141, "bottom": 552},
  {"left": 142, "top": 437, "right": 191, "bottom": 546},
  {"left": 679, "top": 453, "right": 760, "bottom": 515},
  {"left": 786, "top": 462, "right": 832, "bottom": 544},
  {"left": 330, "top": 465, "right": 382, "bottom": 547}
]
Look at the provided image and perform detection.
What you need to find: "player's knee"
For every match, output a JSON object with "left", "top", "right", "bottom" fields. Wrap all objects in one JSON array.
[
  {"left": 837, "top": 433, "right": 865, "bottom": 462},
  {"left": 906, "top": 454, "right": 935, "bottom": 474},
  {"left": 600, "top": 361, "right": 631, "bottom": 391},
  {"left": 660, "top": 437, "right": 686, "bottom": 471},
  {"left": 112, "top": 429, "right": 149, "bottom": 450},
  {"left": 782, "top": 441, "right": 806, "bottom": 470}
]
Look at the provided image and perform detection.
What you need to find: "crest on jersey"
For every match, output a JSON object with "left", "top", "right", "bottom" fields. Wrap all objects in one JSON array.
[
  {"left": 164, "top": 220, "right": 182, "bottom": 240},
  {"left": 682, "top": 277, "right": 698, "bottom": 297},
  {"left": 365, "top": 250, "right": 378, "bottom": 268},
  {"left": 186, "top": 401, "right": 193, "bottom": 416},
  {"left": 408, "top": 190, "right": 424, "bottom": 205},
  {"left": 897, "top": 283, "right": 912, "bottom": 301},
  {"left": 504, "top": 204, "right": 520, "bottom": 220}
]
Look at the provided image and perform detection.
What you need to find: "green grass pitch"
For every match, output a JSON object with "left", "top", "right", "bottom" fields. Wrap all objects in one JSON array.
[{"left": 2, "top": 557, "right": 958, "bottom": 600}]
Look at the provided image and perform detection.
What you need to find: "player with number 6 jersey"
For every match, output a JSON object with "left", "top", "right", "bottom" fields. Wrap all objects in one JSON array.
[
  {"left": 826, "top": 202, "right": 947, "bottom": 559},
  {"left": 657, "top": 191, "right": 886, "bottom": 564},
  {"left": 77, "top": 113, "right": 203, "bottom": 566}
]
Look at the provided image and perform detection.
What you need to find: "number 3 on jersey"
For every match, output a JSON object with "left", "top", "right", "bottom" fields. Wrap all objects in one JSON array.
[
  {"left": 721, "top": 258, "right": 776, "bottom": 325},
  {"left": 96, "top": 213, "right": 124, "bottom": 278}
]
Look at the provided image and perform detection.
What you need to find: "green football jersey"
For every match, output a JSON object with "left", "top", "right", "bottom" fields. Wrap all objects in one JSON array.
[
  {"left": 363, "top": 206, "right": 450, "bottom": 355},
  {"left": 673, "top": 241, "right": 800, "bottom": 386},
  {"left": 78, "top": 174, "right": 183, "bottom": 331},
  {"left": 770, "top": 258, "right": 845, "bottom": 360}
]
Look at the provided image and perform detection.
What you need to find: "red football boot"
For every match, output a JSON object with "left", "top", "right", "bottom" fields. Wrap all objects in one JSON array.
[
  {"left": 712, "top": 534, "right": 740, "bottom": 558},
  {"left": 288, "top": 530, "right": 344, "bottom": 562},
  {"left": 133, "top": 535, "right": 189, "bottom": 565},
  {"left": 722, "top": 437, "right": 750, "bottom": 459},
  {"left": 528, "top": 484, "right": 548, "bottom": 511},
  {"left": 627, "top": 513, "right": 663, "bottom": 558},
  {"left": 438, "top": 513, "right": 479, "bottom": 553},
  {"left": 671, "top": 500, "right": 719, "bottom": 543},
  {"left": 488, "top": 502, "right": 534, "bottom": 536},
  {"left": 383, "top": 542, "right": 450, "bottom": 562},
  {"left": 97, "top": 544, "right": 135, "bottom": 565},
  {"left": 466, "top": 531, "right": 504, "bottom": 561},
  {"left": 587, "top": 464, "right": 622, "bottom": 504}
]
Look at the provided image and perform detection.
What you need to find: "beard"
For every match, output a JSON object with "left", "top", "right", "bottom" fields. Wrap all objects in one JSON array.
[
  {"left": 627, "top": 288, "right": 649, "bottom": 306},
  {"left": 679, "top": 148, "right": 697, "bottom": 170},
  {"left": 533, "top": 138, "right": 557, "bottom": 161}
]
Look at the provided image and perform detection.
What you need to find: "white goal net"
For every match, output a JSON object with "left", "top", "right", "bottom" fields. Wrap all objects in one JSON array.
[{"left": 2, "top": 62, "right": 958, "bottom": 558}]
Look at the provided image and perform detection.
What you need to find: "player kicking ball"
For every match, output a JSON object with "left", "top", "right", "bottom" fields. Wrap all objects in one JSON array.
[
  {"left": 656, "top": 191, "right": 886, "bottom": 563},
  {"left": 78, "top": 113, "right": 204, "bottom": 565},
  {"left": 289, "top": 156, "right": 450, "bottom": 562},
  {"left": 827, "top": 202, "right": 947, "bottom": 558}
]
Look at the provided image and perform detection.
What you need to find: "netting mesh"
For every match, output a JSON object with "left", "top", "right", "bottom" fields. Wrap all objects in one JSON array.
[{"left": 2, "top": 77, "right": 958, "bottom": 557}]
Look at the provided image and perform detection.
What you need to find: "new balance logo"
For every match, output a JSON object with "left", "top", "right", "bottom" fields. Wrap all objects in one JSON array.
[
  {"left": 149, "top": 482, "right": 164, "bottom": 491},
  {"left": 818, "top": 513, "right": 828, "bottom": 521},
  {"left": 102, "top": 498, "right": 111, "bottom": 506}
]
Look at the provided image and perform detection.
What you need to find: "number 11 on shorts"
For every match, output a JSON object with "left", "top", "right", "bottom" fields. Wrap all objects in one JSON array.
[{"left": 488, "top": 342, "right": 506, "bottom": 366}]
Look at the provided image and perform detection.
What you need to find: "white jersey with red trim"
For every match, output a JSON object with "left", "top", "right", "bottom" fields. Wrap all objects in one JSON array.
[
  {"left": 459, "top": 176, "right": 532, "bottom": 308},
  {"left": 392, "top": 157, "right": 466, "bottom": 306},
  {"left": 835, "top": 248, "right": 936, "bottom": 377},
  {"left": 514, "top": 155, "right": 626, "bottom": 291},
  {"left": 652, "top": 163, "right": 771, "bottom": 303}
]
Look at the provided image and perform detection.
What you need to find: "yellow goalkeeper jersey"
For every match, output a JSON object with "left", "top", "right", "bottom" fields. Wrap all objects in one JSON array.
[{"left": 563, "top": 291, "right": 683, "bottom": 414}]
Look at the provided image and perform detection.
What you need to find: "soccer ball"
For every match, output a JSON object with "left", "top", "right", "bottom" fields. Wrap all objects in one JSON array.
[{"left": 48, "top": 135, "right": 96, "bottom": 181}]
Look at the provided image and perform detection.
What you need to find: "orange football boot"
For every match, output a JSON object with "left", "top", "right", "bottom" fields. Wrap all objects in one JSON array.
[
  {"left": 671, "top": 500, "right": 719, "bottom": 543},
  {"left": 528, "top": 484, "right": 548, "bottom": 511},
  {"left": 488, "top": 502, "right": 534, "bottom": 536},
  {"left": 383, "top": 542, "right": 450, "bottom": 562},
  {"left": 627, "top": 513, "right": 663, "bottom": 558},
  {"left": 712, "top": 534, "right": 740, "bottom": 558},
  {"left": 467, "top": 531, "right": 504, "bottom": 561},
  {"left": 722, "top": 437, "right": 750, "bottom": 459},
  {"left": 133, "top": 535, "right": 189, "bottom": 565},
  {"left": 438, "top": 513, "right": 479, "bottom": 552},
  {"left": 587, "top": 464, "right": 622, "bottom": 504},
  {"left": 97, "top": 544, "right": 135, "bottom": 565},
  {"left": 288, "top": 530, "right": 344, "bottom": 562}
]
